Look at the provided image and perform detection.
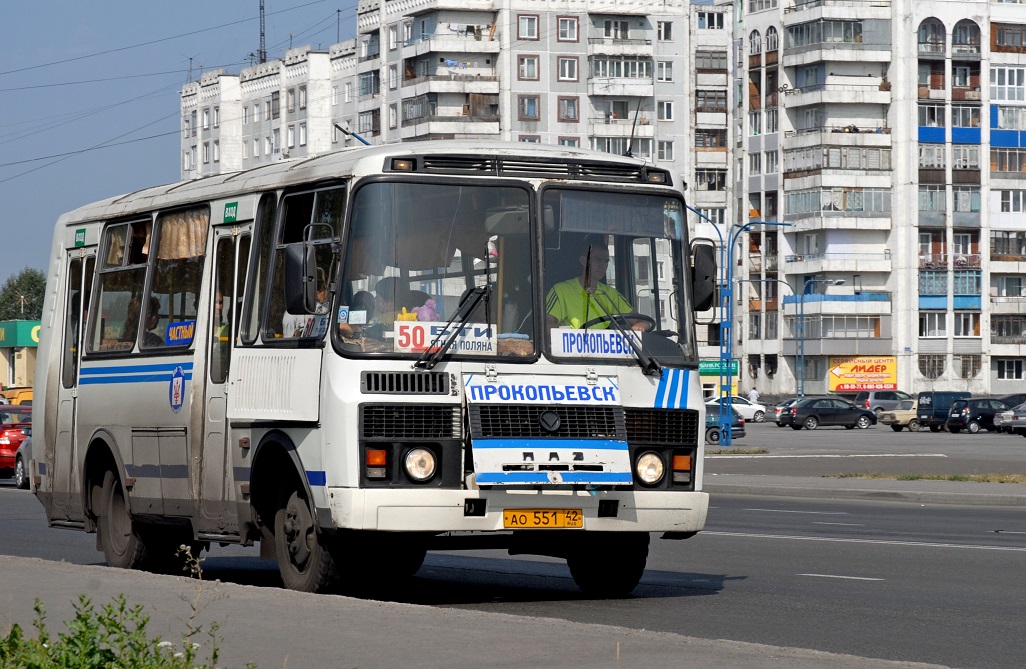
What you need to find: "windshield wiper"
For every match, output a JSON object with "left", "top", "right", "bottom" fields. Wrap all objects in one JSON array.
[
  {"left": 585, "top": 290, "right": 661, "bottom": 376},
  {"left": 414, "top": 284, "right": 492, "bottom": 370}
]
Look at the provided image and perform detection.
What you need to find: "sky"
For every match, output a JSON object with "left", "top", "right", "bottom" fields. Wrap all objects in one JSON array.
[{"left": 0, "top": 0, "right": 360, "bottom": 287}]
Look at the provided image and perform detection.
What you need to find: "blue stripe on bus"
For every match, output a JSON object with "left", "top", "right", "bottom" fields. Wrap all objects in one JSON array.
[
  {"left": 476, "top": 472, "right": 633, "bottom": 484},
  {"left": 81, "top": 362, "right": 194, "bottom": 375},
  {"left": 81, "top": 373, "right": 193, "bottom": 385},
  {"left": 654, "top": 369, "right": 669, "bottom": 407},
  {"left": 307, "top": 470, "right": 327, "bottom": 486},
  {"left": 654, "top": 369, "right": 688, "bottom": 409},
  {"left": 473, "top": 438, "right": 627, "bottom": 451}
]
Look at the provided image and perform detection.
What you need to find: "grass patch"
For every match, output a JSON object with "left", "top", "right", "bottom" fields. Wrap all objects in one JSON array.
[
  {"left": 830, "top": 472, "right": 1026, "bottom": 484},
  {"left": 707, "top": 448, "right": 769, "bottom": 455}
]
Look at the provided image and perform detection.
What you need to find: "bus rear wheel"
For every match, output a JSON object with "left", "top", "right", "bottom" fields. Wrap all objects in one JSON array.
[
  {"left": 566, "top": 532, "right": 648, "bottom": 597},
  {"left": 274, "top": 486, "right": 337, "bottom": 593},
  {"left": 97, "top": 470, "right": 148, "bottom": 570}
]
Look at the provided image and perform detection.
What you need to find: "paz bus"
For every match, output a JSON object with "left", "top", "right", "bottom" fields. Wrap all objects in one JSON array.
[{"left": 33, "top": 141, "right": 716, "bottom": 595}]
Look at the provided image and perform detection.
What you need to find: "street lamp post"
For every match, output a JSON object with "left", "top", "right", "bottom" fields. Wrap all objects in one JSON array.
[
  {"left": 687, "top": 205, "right": 789, "bottom": 446},
  {"left": 797, "top": 278, "right": 845, "bottom": 398}
]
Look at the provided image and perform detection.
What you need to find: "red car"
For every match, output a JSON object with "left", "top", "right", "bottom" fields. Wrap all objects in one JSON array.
[{"left": 0, "top": 406, "right": 32, "bottom": 478}]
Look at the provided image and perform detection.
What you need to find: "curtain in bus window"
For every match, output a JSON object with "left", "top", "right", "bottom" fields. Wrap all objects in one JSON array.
[{"left": 145, "top": 207, "right": 209, "bottom": 349}]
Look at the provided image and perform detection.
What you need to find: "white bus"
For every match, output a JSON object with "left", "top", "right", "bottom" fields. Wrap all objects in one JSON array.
[{"left": 34, "top": 141, "right": 716, "bottom": 595}]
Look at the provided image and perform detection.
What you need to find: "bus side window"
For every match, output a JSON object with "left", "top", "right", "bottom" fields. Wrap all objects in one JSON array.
[
  {"left": 241, "top": 193, "right": 277, "bottom": 345},
  {"left": 90, "top": 221, "right": 149, "bottom": 353}
]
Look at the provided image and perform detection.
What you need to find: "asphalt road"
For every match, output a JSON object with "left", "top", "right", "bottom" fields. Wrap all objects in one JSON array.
[{"left": 3, "top": 461, "right": 1025, "bottom": 668}]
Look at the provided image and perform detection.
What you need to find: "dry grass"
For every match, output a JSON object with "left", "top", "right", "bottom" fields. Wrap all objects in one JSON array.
[{"left": 830, "top": 472, "right": 1026, "bottom": 484}]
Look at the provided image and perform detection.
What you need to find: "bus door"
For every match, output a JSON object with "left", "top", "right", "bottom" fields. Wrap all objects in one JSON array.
[
  {"left": 53, "top": 249, "right": 95, "bottom": 520},
  {"left": 199, "top": 224, "right": 251, "bottom": 533}
]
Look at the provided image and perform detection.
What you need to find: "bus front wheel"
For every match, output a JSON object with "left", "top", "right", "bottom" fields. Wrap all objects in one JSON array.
[
  {"left": 566, "top": 532, "right": 648, "bottom": 597},
  {"left": 97, "top": 470, "right": 148, "bottom": 570},
  {"left": 274, "top": 486, "right": 337, "bottom": 593}
]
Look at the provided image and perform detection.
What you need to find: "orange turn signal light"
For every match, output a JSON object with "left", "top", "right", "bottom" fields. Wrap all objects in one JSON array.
[
  {"left": 366, "top": 449, "right": 388, "bottom": 466},
  {"left": 672, "top": 455, "right": 692, "bottom": 471}
]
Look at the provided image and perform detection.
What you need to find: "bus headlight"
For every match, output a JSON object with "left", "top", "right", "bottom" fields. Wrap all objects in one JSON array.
[
  {"left": 635, "top": 452, "right": 665, "bottom": 486},
  {"left": 404, "top": 448, "right": 437, "bottom": 482}
]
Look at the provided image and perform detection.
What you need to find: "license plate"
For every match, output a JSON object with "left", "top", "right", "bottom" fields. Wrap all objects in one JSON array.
[
  {"left": 503, "top": 509, "right": 583, "bottom": 529},
  {"left": 951, "top": 412, "right": 959, "bottom": 417}
]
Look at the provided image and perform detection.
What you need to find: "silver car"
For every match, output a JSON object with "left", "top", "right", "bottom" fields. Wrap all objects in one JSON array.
[{"left": 14, "top": 436, "right": 31, "bottom": 490}]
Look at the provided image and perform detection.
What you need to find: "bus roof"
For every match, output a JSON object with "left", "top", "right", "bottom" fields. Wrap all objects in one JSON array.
[{"left": 55, "top": 141, "right": 663, "bottom": 227}]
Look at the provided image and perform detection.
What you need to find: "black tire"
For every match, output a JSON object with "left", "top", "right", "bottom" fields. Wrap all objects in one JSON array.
[
  {"left": 890, "top": 424, "right": 904, "bottom": 432},
  {"left": 705, "top": 426, "right": 721, "bottom": 445},
  {"left": 790, "top": 424, "right": 803, "bottom": 431},
  {"left": 775, "top": 422, "right": 786, "bottom": 428},
  {"left": 803, "top": 416, "right": 819, "bottom": 430},
  {"left": 567, "top": 533, "right": 648, "bottom": 597},
  {"left": 14, "top": 455, "right": 28, "bottom": 489},
  {"left": 753, "top": 410, "right": 765, "bottom": 423},
  {"left": 274, "top": 486, "right": 337, "bottom": 593},
  {"left": 856, "top": 415, "right": 872, "bottom": 429},
  {"left": 949, "top": 426, "right": 961, "bottom": 434},
  {"left": 908, "top": 420, "right": 921, "bottom": 432},
  {"left": 97, "top": 470, "right": 148, "bottom": 569},
  {"left": 845, "top": 424, "right": 855, "bottom": 430},
  {"left": 929, "top": 425, "right": 941, "bottom": 433},
  {"left": 967, "top": 421, "right": 981, "bottom": 434}
]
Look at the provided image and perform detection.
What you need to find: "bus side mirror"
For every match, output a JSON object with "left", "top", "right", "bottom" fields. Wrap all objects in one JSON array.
[
  {"left": 691, "top": 243, "right": 716, "bottom": 312},
  {"left": 284, "top": 243, "right": 317, "bottom": 314}
]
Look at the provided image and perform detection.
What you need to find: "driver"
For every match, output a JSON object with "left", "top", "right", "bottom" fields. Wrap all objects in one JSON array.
[{"left": 545, "top": 241, "right": 650, "bottom": 331}]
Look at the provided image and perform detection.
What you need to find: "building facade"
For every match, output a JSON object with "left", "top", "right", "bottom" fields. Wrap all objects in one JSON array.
[{"left": 736, "top": 0, "right": 1026, "bottom": 398}]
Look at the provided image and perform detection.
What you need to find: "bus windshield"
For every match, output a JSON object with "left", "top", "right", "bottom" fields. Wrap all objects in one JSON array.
[
  {"left": 541, "top": 188, "right": 696, "bottom": 365},
  {"left": 338, "top": 181, "right": 536, "bottom": 358}
]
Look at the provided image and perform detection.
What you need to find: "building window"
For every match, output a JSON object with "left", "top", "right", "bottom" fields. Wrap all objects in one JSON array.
[
  {"left": 558, "top": 57, "right": 578, "bottom": 81},
  {"left": 287, "top": 88, "right": 295, "bottom": 113},
  {"left": 954, "top": 354, "right": 981, "bottom": 379},
  {"left": 919, "top": 145, "right": 945, "bottom": 168},
  {"left": 182, "top": 149, "right": 192, "bottom": 171},
  {"left": 299, "top": 123, "right": 307, "bottom": 146},
  {"left": 749, "top": 111, "right": 763, "bottom": 136},
  {"left": 558, "top": 17, "right": 578, "bottom": 42},
  {"left": 389, "top": 104, "right": 397, "bottom": 129},
  {"left": 750, "top": 153, "right": 762, "bottom": 175},
  {"left": 344, "top": 82, "right": 352, "bottom": 102},
  {"left": 656, "top": 61, "right": 673, "bottom": 82},
  {"left": 952, "top": 105, "right": 980, "bottom": 128},
  {"left": 592, "top": 57, "right": 652, "bottom": 79},
  {"left": 698, "top": 208, "right": 726, "bottom": 225},
  {"left": 518, "top": 15, "right": 539, "bottom": 40},
  {"left": 242, "top": 106, "right": 250, "bottom": 124},
  {"left": 749, "top": 30, "right": 762, "bottom": 55},
  {"left": 213, "top": 107, "right": 220, "bottom": 128},
  {"left": 997, "top": 359, "right": 1025, "bottom": 380},
  {"left": 271, "top": 91, "right": 280, "bottom": 119},
  {"left": 242, "top": 141, "right": 249, "bottom": 159},
  {"left": 994, "top": 275, "right": 1026, "bottom": 296},
  {"left": 657, "top": 21, "right": 672, "bottom": 41},
  {"left": 954, "top": 186, "right": 980, "bottom": 212},
  {"left": 518, "top": 55, "right": 539, "bottom": 80},
  {"left": 287, "top": 125, "right": 295, "bottom": 149},
  {"left": 765, "top": 108, "right": 779, "bottom": 133},
  {"left": 695, "top": 170, "right": 728, "bottom": 191},
  {"left": 253, "top": 138, "right": 260, "bottom": 157},
  {"left": 919, "top": 185, "right": 945, "bottom": 212},
  {"left": 998, "top": 106, "right": 1026, "bottom": 129},
  {"left": 765, "top": 150, "right": 779, "bottom": 173},
  {"left": 695, "top": 51, "right": 727, "bottom": 71},
  {"left": 765, "top": 26, "right": 779, "bottom": 50},
  {"left": 604, "top": 20, "right": 629, "bottom": 39},
  {"left": 919, "top": 355, "right": 945, "bottom": 380},
  {"left": 389, "top": 65, "right": 398, "bottom": 90},
  {"left": 389, "top": 24, "right": 398, "bottom": 50},
  {"left": 518, "top": 95, "right": 540, "bottom": 120},
  {"left": 991, "top": 66, "right": 1026, "bottom": 101},
  {"left": 953, "top": 146, "right": 979, "bottom": 169},
  {"left": 657, "top": 141, "right": 674, "bottom": 161},
  {"left": 558, "top": 136, "right": 580, "bottom": 147},
  {"left": 697, "top": 12, "right": 724, "bottom": 30},
  {"left": 696, "top": 90, "right": 727, "bottom": 112},
  {"left": 696, "top": 129, "right": 728, "bottom": 147},
  {"left": 202, "top": 142, "right": 209, "bottom": 164},
  {"left": 298, "top": 86, "right": 307, "bottom": 110},
  {"left": 519, "top": 135, "right": 541, "bottom": 143},
  {"left": 954, "top": 312, "right": 981, "bottom": 337},
  {"left": 190, "top": 110, "right": 197, "bottom": 136},
  {"left": 331, "top": 86, "right": 338, "bottom": 106},
  {"left": 1001, "top": 190, "right": 1026, "bottom": 212},
  {"left": 919, "top": 312, "right": 946, "bottom": 337},
  {"left": 557, "top": 96, "right": 579, "bottom": 122},
  {"left": 918, "top": 104, "right": 945, "bottom": 127},
  {"left": 657, "top": 100, "right": 673, "bottom": 120},
  {"left": 202, "top": 108, "right": 210, "bottom": 130}
]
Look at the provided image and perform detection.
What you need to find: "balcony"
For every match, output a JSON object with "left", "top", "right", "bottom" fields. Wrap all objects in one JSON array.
[
  {"left": 918, "top": 253, "right": 947, "bottom": 269},
  {"left": 918, "top": 85, "right": 946, "bottom": 100},
  {"left": 404, "top": 31, "right": 501, "bottom": 56},
  {"left": 784, "top": 251, "right": 892, "bottom": 274},
  {"left": 747, "top": 253, "right": 779, "bottom": 272},
  {"left": 952, "top": 87, "right": 982, "bottom": 102},
  {"left": 402, "top": 73, "right": 499, "bottom": 95},
  {"left": 587, "top": 78, "right": 654, "bottom": 98},
  {"left": 784, "top": 0, "right": 893, "bottom": 13},
  {"left": 991, "top": 295, "right": 1026, "bottom": 315},
  {"left": 399, "top": 115, "right": 500, "bottom": 139},
  {"left": 589, "top": 114, "right": 655, "bottom": 138},
  {"left": 918, "top": 41, "right": 945, "bottom": 58},
  {"left": 587, "top": 37, "right": 652, "bottom": 57},
  {"left": 784, "top": 83, "right": 891, "bottom": 108}
]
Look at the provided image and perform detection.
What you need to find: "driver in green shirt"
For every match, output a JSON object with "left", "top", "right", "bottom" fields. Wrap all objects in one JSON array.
[{"left": 545, "top": 243, "right": 651, "bottom": 331}]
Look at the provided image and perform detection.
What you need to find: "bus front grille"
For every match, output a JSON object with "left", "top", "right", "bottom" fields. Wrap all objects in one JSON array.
[
  {"left": 411, "top": 155, "right": 655, "bottom": 183},
  {"left": 360, "top": 404, "right": 460, "bottom": 440},
  {"left": 624, "top": 408, "right": 700, "bottom": 446},
  {"left": 469, "top": 405, "right": 625, "bottom": 440},
  {"left": 361, "top": 371, "right": 450, "bottom": 395}
]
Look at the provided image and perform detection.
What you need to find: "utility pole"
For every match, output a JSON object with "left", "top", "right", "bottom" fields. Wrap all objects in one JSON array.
[
  {"left": 337, "top": 9, "right": 341, "bottom": 43},
  {"left": 258, "top": 0, "right": 267, "bottom": 63}
]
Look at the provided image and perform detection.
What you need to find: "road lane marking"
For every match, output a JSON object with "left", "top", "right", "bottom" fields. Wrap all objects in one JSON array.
[
  {"left": 993, "top": 530, "right": 1026, "bottom": 535},
  {"left": 744, "top": 508, "right": 848, "bottom": 515},
  {"left": 703, "top": 530, "right": 1026, "bottom": 552},
  {"left": 706, "top": 453, "right": 948, "bottom": 459},
  {"left": 798, "top": 574, "right": 884, "bottom": 581},
  {"left": 811, "top": 522, "right": 864, "bottom": 526}
]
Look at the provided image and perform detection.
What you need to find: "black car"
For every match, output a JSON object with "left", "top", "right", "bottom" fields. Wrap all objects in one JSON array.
[
  {"left": 944, "top": 398, "right": 1010, "bottom": 434},
  {"left": 705, "top": 403, "right": 745, "bottom": 445},
  {"left": 787, "top": 397, "right": 876, "bottom": 430}
]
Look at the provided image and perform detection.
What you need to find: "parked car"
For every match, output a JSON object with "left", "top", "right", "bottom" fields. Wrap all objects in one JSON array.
[
  {"left": 1, "top": 387, "right": 32, "bottom": 405},
  {"left": 787, "top": 397, "right": 876, "bottom": 430},
  {"left": 705, "top": 403, "right": 746, "bottom": 445},
  {"left": 14, "top": 436, "right": 31, "bottom": 489},
  {"left": 996, "top": 393, "right": 1026, "bottom": 413},
  {"left": 773, "top": 397, "right": 801, "bottom": 427},
  {"left": 945, "top": 398, "right": 1010, "bottom": 434},
  {"left": 995, "top": 402, "right": 1026, "bottom": 434},
  {"left": 705, "top": 396, "right": 767, "bottom": 423},
  {"left": 878, "top": 400, "right": 920, "bottom": 432},
  {"left": 917, "top": 391, "right": 972, "bottom": 432},
  {"left": 854, "top": 390, "right": 913, "bottom": 415},
  {"left": 0, "top": 406, "right": 32, "bottom": 479}
]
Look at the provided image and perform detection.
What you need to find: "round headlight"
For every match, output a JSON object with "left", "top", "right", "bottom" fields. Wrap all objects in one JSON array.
[
  {"left": 635, "top": 452, "right": 665, "bottom": 486},
  {"left": 404, "top": 448, "right": 437, "bottom": 482}
]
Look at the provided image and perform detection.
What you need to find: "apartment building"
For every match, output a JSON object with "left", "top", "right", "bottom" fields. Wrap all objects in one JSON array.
[{"left": 736, "top": 0, "right": 1026, "bottom": 397}]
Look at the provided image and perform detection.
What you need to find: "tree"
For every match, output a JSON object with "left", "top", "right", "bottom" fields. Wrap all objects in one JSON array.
[{"left": 0, "top": 268, "right": 46, "bottom": 321}]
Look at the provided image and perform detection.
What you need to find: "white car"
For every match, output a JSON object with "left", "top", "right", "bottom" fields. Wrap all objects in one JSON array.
[{"left": 706, "top": 396, "right": 767, "bottom": 423}]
